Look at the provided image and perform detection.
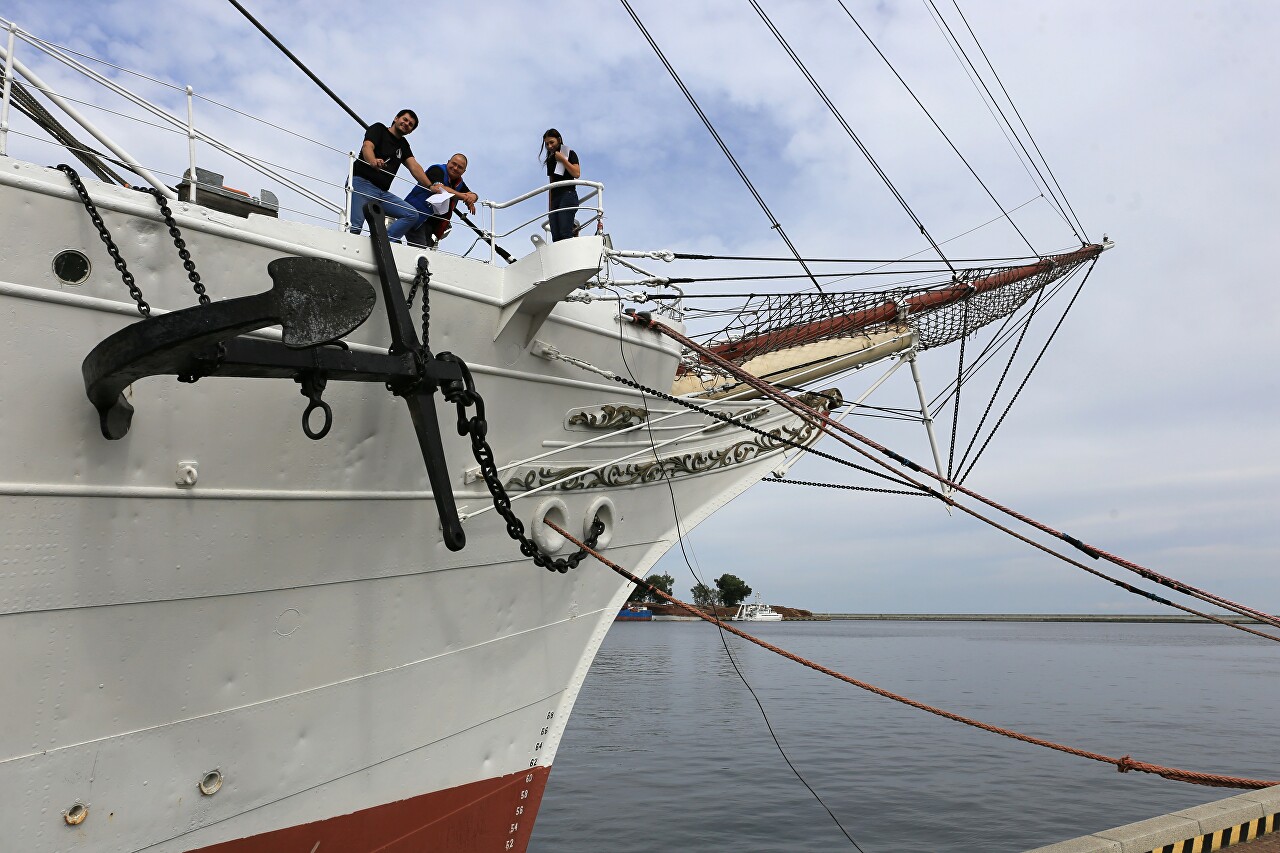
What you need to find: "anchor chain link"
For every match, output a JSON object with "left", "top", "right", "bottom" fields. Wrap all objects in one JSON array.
[
  {"left": 56, "top": 164, "right": 150, "bottom": 317},
  {"left": 405, "top": 256, "right": 431, "bottom": 351},
  {"left": 437, "top": 353, "right": 604, "bottom": 572},
  {"left": 138, "top": 186, "right": 209, "bottom": 305}
]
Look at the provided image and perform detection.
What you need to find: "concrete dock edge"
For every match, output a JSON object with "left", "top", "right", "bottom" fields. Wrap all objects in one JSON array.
[{"left": 1024, "top": 785, "right": 1280, "bottom": 852}]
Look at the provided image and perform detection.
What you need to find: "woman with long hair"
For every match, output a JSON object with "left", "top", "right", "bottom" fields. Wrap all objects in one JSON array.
[{"left": 541, "top": 129, "right": 581, "bottom": 242}]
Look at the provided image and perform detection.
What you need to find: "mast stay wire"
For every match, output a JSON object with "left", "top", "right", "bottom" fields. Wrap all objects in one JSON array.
[
  {"left": 926, "top": 269, "right": 1078, "bottom": 413},
  {"left": 829, "top": 0, "right": 1040, "bottom": 257},
  {"left": 224, "top": 0, "right": 366, "bottom": 130},
  {"left": 925, "top": 0, "right": 1089, "bottom": 243},
  {"left": 747, "top": 0, "right": 957, "bottom": 276},
  {"left": 948, "top": 0, "right": 1091, "bottom": 243},
  {"left": 919, "top": 262, "right": 1087, "bottom": 482},
  {"left": 618, "top": 0, "right": 827, "bottom": 295},
  {"left": 956, "top": 262, "right": 1096, "bottom": 484}
]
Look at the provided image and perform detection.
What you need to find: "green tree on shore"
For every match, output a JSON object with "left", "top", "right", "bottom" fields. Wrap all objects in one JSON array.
[
  {"left": 691, "top": 582, "right": 718, "bottom": 608},
  {"left": 715, "top": 573, "right": 752, "bottom": 607},
  {"left": 629, "top": 573, "right": 674, "bottom": 603}
]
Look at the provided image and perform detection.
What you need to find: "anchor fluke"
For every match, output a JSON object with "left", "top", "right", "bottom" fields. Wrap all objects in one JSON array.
[
  {"left": 83, "top": 256, "right": 377, "bottom": 439},
  {"left": 269, "top": 257, "right": 376, "bottom": 347}
]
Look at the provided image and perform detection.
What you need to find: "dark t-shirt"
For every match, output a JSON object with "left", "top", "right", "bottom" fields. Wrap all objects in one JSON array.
[
  {"left": 546, "top": 148, "right": 579, "bottom": 184},
  {"left": 353, "top": 123, "right": 414, "bottom": 191},
  {"left": 405, "top": 164, "right": 470, "bottom": 216}
]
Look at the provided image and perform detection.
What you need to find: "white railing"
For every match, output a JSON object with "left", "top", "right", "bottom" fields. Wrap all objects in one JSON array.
[
  {"left": 480, "top": 179, "right": 604, "bottom": 263},
  {"left": 0, "top": 19, "right": 612, "bottom": 267},
  {"left": 0, "top": 17, "right": 349, "bottom": 225}
]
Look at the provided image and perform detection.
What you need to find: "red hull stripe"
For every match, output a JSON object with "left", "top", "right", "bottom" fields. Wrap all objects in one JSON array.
[{"left": 189, "top": 766, "right": 551, "bottom": 853}]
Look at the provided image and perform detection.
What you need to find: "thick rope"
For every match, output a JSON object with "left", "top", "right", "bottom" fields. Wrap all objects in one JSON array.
[
  {"left": 546, "top": 520, "right": 1278, "bottom": 791},
  {"left": 627, "top": 313, "right": 1280, "bottom": 632}
]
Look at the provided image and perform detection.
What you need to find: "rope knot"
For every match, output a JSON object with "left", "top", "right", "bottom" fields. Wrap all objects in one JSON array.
[{"left": 1116, "top": 755, "right": 1135, "bottom": 773}]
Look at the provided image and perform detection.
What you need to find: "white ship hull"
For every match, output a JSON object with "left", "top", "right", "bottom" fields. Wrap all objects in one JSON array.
[{"left": 0, "top": 158, "right": 825, "bottom": 851}]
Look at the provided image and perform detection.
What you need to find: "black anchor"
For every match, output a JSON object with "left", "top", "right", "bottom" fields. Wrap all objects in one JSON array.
[{"left": 81, "top": 201, "right": 469, "bottom": 551}]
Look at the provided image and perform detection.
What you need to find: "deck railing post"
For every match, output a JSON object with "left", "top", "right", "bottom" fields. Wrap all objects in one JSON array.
[
  {"left": 342, "top": 150, "right": 354, "bottom": 231},
  {"left": 1, "top": 23, "right": 16, "bottom": 157},
  {"left": 185, "top": 85, "right": 197, "bottom": 205}
]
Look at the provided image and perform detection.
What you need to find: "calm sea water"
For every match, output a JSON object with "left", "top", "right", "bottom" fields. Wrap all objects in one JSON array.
[{"left": 528, "top": 620, "right": 1280, "bottom": 852}]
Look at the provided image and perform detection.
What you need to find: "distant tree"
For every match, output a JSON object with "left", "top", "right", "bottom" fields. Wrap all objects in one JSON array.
[
  {"left": 714, "top": 573, "right": 752, "bottom": 607},
  {"left": 629, "top": 573, "right": 674, "bottom": 602},
  {"left": 647, "top": 573, "right": 674, "bottom": 600},
  {"left": 691, "top": 582, "right": 718, "bottom": 609}
]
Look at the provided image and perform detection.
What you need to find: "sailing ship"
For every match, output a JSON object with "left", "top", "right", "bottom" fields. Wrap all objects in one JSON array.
[{"left": 0, "top": 7, "right": 1108, "bottom": 852}]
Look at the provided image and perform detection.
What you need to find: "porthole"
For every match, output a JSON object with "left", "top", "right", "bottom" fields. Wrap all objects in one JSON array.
[
  {"left": 53, "top": 250, "right": 91, "bottom": 285},
  {"left": 199, "top": 769, "right": 223, "bottom": 796}
]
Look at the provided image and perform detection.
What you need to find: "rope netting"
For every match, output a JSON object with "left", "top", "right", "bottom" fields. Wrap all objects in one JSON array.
[{"left": 687, "top": 245, "right": 1101, "bottom": 373}]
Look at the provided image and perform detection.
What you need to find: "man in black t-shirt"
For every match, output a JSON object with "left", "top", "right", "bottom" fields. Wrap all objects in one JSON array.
[{"left": 348, "top": 109, "right": 433, "bottom": 240}]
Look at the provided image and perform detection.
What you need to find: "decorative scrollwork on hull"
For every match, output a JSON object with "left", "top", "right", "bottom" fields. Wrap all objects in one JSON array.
[
  {"left": 505, "top": 421, "right": 822, "bottom": 492},
  {"left": 566, "top": 403, "right": 650, "bottom": 430}
]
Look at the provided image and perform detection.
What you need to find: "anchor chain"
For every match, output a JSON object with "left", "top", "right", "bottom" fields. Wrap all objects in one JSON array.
[
  {"left": 138, "top": 186, "right": 210, "bottom": 305},
  {"left": 405, "top": 256, "right": 431, "bottom": 351},
  {"left": 438, "top": 353, "right": 604, "bottom": 572},
  {"left": 57, "top": 164, "right": 150, "bottom": 317}
]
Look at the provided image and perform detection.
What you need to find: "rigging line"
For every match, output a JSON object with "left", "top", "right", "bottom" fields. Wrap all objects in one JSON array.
[
  {"left": 605, "top": 336, "right": 1280, "bottom": 637},
  {"left": 6, "top": 78, "right": 129, "bottom": 184},
  {"left": 18, "top": 27, "right": 349, "bottom": 157},
  {"left": 818, "top": 196, "right": 1060, "bottom": 291},
  {"left": 675, "top": 252, "right": 1044, "bottom": 263},
  {"left": 916, "top": 0, "right": 1069, "bottom": 237},
  {"left": 551, "top": 520, "right": 1280, "bottom": 788},
  {"left": 670, "top": 268, "right": 983, "bottom": 283},
  {"left": 618, "top": 0, "right": 826, "bottom": 294},
  {"left": 925, "top": 0, "right": 1086, "bottom": 243},
  {"left": 224, "top": 0, "right": 366, "bottom": 129},
  {"left": 765, "top": 477, "right": 932, "bottom": 497},
  {"left": 952, "top": 278, "right": 1051, "bottom": 477},
  {"left": 609, "top": 292, "right": 867, "bottom": 852},
  {"left": 626, "top": 314, "right": 1280, "bottom": 629},
  {"left": 950, "top": 0, "right": 1090, "bottom": 242},
  {"left": 747, "top": 0, "right": 957, "bottom": 276},
  {"left": 945, "top": 293, "right": 971, "bottom": 480},
  {"left": 831, "top": 0, "right": 1039, "bottom": 256},
  {"left": 957, "top": 260, "right": 1095, "bottom": 484},
  {"left": 925, "top": 271, "right": 1076, "bottom": 412}
]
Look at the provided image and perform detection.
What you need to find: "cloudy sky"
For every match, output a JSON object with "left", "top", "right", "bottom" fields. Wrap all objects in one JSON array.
[{"left": 4, "top": 0, "right": 1277, "bottom": 615}]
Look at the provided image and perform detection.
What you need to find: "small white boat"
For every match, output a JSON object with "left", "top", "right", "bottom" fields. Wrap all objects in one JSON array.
[{"left": 731, "top": 595, "right": 784, "bottom": 622}]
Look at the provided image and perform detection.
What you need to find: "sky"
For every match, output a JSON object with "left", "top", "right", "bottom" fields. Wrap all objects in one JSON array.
[{"left": 3, "top": 0, "right": 1277, "bottom": 614}]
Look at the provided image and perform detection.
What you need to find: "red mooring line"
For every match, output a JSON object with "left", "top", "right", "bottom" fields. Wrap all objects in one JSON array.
[{"left": 546, "top": 520, "right": 1278, "bottom": 791}]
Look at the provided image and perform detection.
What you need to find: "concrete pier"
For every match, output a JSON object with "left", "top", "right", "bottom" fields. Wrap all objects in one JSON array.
[{"left": 1024, "top": 785, "right": 1280, "bottom": 852}]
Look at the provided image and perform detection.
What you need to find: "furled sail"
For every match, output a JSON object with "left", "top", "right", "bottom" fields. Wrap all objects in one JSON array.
[{"left": 674, "top": 244, "right": 1103, "bottom": 398}]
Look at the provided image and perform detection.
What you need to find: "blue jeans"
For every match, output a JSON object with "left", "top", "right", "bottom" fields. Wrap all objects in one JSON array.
[
  {"left": 348, "top": 176, "right": 423, "bottom": 241},
  {"left": 548, "top": 186, "right": 580, "bottom": 242}
]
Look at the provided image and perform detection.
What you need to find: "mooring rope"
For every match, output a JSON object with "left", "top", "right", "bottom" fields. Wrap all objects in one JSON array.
[
  {"left": 545, "top": 520, "right": 1278, "bottom": 791},
  {"left": 624, "top": 312, "right": 1280, "bottom": 632}
]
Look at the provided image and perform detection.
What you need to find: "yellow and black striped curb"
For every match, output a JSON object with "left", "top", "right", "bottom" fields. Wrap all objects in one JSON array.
[
  {"left": 1150, "top": 812, "right": 1277, "bottom": 852},
  {"left": 1025, "top": 786, "right": 1280, "bottom": 852}
]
